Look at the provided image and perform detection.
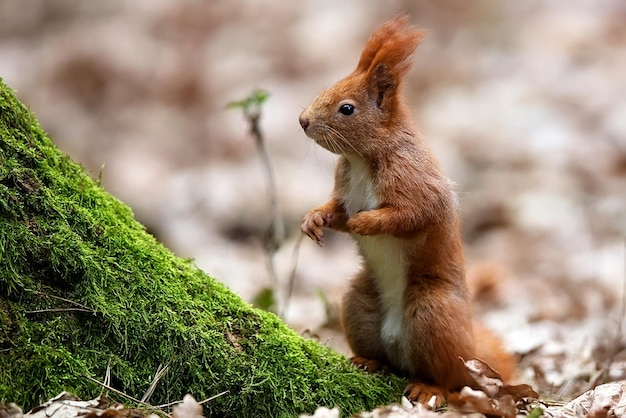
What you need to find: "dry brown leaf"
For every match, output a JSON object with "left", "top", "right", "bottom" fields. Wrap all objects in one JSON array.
[
  {"left": 23, "top": 393, "right": 150, "bottom": 418},
  {"left": 462, "top": 357, "right": 503, "bottom": 397},
  {"left": 448, "top": 387, "right": 503, "bottom": 416},
  {"left": 587, "top": 403, "right": 610, "bottom": 418},
  {"left": 448, "top": 358, "right": 539, "bottom": 417},
  {"left": 0, "top": 402, "right": 23, "bottom": 418},
  {"left": 545, "top": 381, "right": 626, "bottom": 418},
  {"left": 461, "top": 357, "right": 538, "bottom": 402},
  {"left": 496, "top": 395, "right": 517, "bottom": 418},
  {"left": 25, "top": 393, "right": 117, "bottom": 418},
  {"left": 498, "top": 383, "right": 539, "bottom": 401},
  {"left": 354, "top": 399, "right": 461, "bottom": 417}
]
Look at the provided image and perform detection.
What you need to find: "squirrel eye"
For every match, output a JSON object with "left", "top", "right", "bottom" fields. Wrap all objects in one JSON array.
[{"left": 339, "top": 103, "right": 355, "bottom": 116}]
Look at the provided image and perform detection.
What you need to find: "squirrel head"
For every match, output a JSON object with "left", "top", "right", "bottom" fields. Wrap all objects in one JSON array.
[{"left": 299, "top": 14, "right": 425, "bottom": 158}]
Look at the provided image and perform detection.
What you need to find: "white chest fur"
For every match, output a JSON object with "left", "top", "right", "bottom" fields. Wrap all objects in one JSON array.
[
  {"left": 343, "top": 156, "right": 407, "bottom": 360},
  {"left": 343, "top": 156, "right": 378, "bottom": 217}
]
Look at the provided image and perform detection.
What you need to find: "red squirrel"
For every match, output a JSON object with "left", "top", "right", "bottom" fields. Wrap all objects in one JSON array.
[{"left": 298, "top": 15, "right": 516, "bottom": 406}]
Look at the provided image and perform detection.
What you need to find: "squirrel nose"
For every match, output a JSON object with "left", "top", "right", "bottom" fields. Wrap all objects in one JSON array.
[{"left": 299, "top": 116, "right": 310, "bottom": 130}]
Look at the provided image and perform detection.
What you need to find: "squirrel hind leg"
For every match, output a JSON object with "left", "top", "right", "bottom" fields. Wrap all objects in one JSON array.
[
  {"left": 404, "top": 382, "right": 446, "bottom": 410},
  {"left": 350, "top": 356, "right": 392, "bottom": 374},
  {"left": 341, "top": 268, "right": 390, "bottom": 368}
]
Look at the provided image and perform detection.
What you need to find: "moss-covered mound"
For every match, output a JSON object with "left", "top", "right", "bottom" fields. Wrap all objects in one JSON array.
[{"left": 0, "top": 79, "right": 405, "bottom": 417}]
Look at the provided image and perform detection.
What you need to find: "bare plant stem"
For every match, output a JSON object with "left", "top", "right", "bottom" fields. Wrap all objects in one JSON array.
[
  {"left": 281, "top": 233, "right": 304, "bottom": 320},
  {"left": 245, "top": 106, "right": 287, "bottom": 313},
  {"left": 249, "top": 110, "right": 285, "bottom": 249},
  {"left": 234, "top": 90, "right": 302, "bottom": 318},
  {"left": 248, "top": 110, "right": 280, "bottom": 288}
]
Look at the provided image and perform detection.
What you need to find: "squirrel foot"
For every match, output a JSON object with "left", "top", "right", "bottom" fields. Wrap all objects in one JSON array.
[
  {"left": 404, "top": 382, "right": 446, "bottom": 410},
  {"left": 350, "top": 356, "right": 391, "bottom": 373}
]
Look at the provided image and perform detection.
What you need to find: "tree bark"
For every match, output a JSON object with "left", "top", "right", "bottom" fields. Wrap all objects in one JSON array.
[{"left": 0, "top": 79, "right": 404, "bottom": 418}]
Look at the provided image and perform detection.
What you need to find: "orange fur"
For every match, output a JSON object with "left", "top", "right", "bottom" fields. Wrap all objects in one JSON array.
[{"left": 299, "top": 14, "right": 515, "bottom": 407}]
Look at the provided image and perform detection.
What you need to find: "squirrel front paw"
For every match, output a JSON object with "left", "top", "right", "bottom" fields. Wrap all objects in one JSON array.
[
  {"left": 347, "top": 212, "right": 380, "bottom": 236},
  {"left": 301, "top": 210, "right": 332, "bottom": 246}
]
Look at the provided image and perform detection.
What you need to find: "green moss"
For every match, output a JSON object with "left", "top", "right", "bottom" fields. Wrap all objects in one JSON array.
[{"left": 0, "top": 79, "right": 405, "bottom": 417}]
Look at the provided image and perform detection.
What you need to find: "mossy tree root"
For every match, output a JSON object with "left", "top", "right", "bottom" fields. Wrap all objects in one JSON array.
[{"left": 0, "top": 79, "right": 405, "bottom": 417}]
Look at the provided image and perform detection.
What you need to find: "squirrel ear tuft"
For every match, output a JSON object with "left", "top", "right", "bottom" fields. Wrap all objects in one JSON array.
[
  {"left": 371, "top": 63, "right": 394, "bottom": 109},
  {"left": 356, "top": 14, "right": 425, "bottom": 104}
]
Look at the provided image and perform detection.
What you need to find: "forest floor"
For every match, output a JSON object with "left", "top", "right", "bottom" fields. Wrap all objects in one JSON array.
[{"left": 1, "top": 1, "right": 625, "bottom": 416}]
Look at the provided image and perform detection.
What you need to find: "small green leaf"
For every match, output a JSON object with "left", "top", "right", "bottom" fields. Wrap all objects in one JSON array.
[
  {"left": 250, "top": 89, "right": 270, "bottom": 105},
  {"left": 226, "top": 89, "right": 270, "bottom": 112},
  {"left": 225, "top": 98, "right": 251, "bottom": 111},
  {"left": 251, "top": 286, "right": 276, "bottom": 312}
]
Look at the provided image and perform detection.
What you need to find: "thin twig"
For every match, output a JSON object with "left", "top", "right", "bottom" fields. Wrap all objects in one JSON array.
[
  {"left": 281, "top": 233, "right": 304, "bottom": 320},
  {"left": 25, "top": 308, "right": 94, "bottom": 314},
  {"left": 85, "top": 375, "right": 163, "bottom": 413},
  {"left": 155, "top": 390, "right": 229, "bottom": 409},
  {"left": 198, "top": 390, "right": 230, "bottom": 405},
  {"left": 154, "top": 400, "right": 184, "bottom": 409},
  {"left": 26, "top": 288, "right": 94, "bottom": 312},
  {"left": 104, "top": 359, "right": 111, "bottom": 387},
  {"left": 99, "top": 358, "right": 112, "bottom": 397},
  {"left": 142, "top": 360, "right": 172, "bottom": 403}
]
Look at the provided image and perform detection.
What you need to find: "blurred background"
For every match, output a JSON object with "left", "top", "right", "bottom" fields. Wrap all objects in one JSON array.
[{"left": 1, "top": 0, "right": 625, "bottom": 399}]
